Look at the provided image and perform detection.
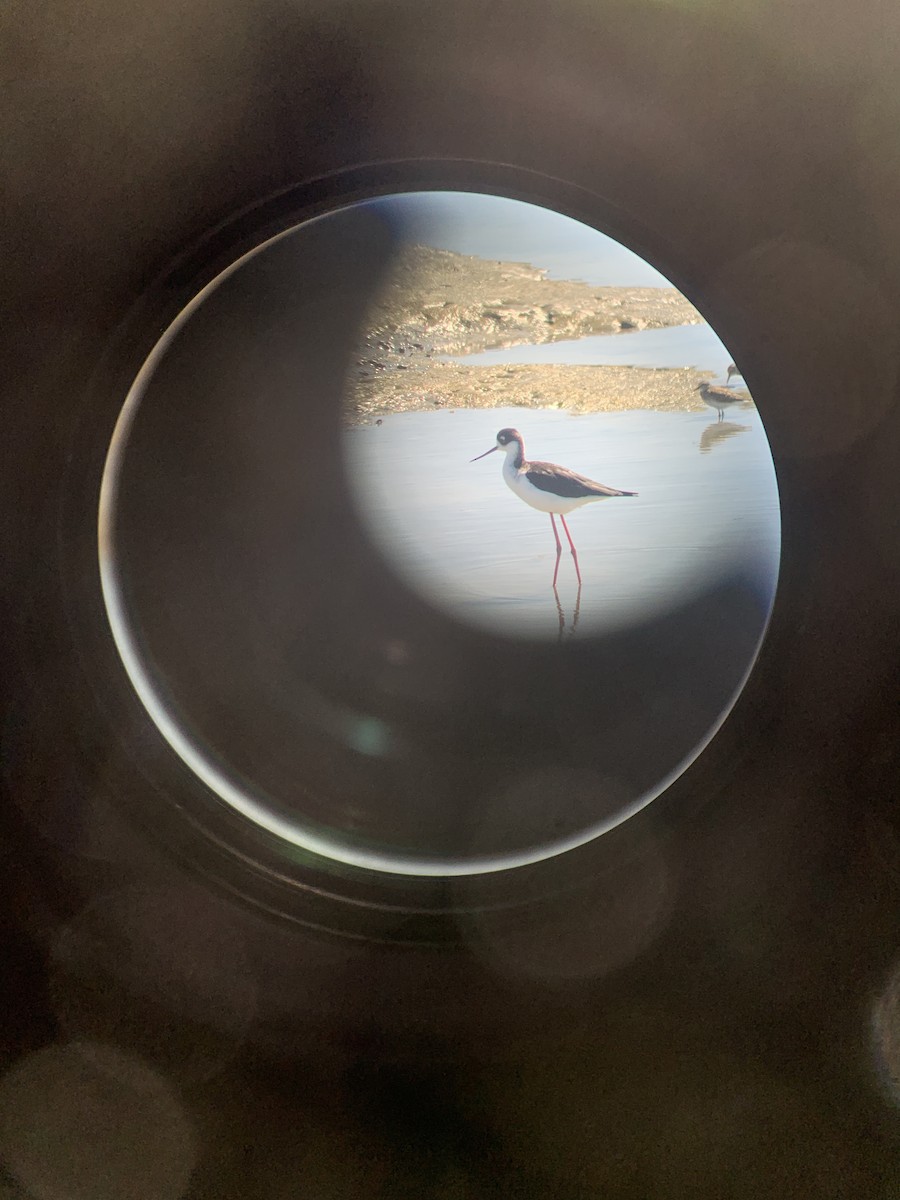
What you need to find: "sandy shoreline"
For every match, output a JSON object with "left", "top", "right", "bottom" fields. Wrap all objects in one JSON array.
[
  {"left": 345, "top": 360, "right": 752, "bottom": 424},
  {"left": 343, "top": 244, "right": 750, "bottom": 424}
]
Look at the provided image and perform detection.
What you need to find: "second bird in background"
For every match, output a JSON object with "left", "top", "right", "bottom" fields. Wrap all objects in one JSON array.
[{"left": 696, "top": 381, "right": 747, "bottom": 423}]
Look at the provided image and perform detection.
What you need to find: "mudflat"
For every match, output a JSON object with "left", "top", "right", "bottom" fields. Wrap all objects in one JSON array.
[{"left": 344, "top": 245, "right": 749, "bottom": 423}]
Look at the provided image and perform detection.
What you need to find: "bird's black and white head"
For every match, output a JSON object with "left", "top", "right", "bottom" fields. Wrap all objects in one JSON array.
[{"left": 470, "top": 427, "right": 525, "bottom": 465}]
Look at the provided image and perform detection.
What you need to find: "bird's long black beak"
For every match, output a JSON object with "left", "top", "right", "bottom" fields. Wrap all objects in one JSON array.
[{"left": 470, "top": 446, "right": 499, "bottom": 462}]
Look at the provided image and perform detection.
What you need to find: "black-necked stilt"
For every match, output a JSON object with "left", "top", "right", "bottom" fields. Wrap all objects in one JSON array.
[
  {"left": 470, "top": 427, "right": 637, "bottom": 587},
  {"left": 696, "top": 381, "right": 745, "bottom": 422}
]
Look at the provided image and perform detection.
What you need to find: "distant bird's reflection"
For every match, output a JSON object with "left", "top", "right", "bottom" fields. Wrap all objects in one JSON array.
[
  {"left": 554, "top": 581, "right": 582, "bottom": 641},
  {"left": 699, "top": 420, "right": 750, "bottom": 454}
]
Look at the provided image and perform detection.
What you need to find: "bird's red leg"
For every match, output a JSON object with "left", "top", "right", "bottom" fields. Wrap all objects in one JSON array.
[
  {"left": 550, "top": 514, "right": 562, "bottom": 587},
  {"left": 550, "top": 513, "right": 562, "bottom": 554},
  {"left": 560, "top": 514, "right": 582, "bottom": 584}
]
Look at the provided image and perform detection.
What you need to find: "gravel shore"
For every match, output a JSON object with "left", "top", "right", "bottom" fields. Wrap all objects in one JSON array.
[{"left": 344, "top": 245, "right": 750, "bottom": 423}]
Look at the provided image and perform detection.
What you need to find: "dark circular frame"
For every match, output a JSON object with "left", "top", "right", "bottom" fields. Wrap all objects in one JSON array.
[
  {"left": 40, "top": 158, "right": 789, "bottom": 942},
  {"left": 6, "top": 11, "right": 900, "bottom": 1193}
]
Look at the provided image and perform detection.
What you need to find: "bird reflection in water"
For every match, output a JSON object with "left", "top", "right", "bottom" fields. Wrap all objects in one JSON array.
[
  {"left": 553, "top": 580, "right": 582, "bottom": 642},
  {"left": 699, "top": 420, "right": 750, "bottom": 455}
]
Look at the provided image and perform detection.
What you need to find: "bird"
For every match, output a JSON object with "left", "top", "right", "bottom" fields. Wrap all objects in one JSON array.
[
  {"left": 470, "top": 427, "right": 637, "bottom": 587},
  {"left": 696, "top": 381, "right": 746, "bottom": 422},
  {"left": 725, "top": 362, "right": 742, "bottom": 386}
]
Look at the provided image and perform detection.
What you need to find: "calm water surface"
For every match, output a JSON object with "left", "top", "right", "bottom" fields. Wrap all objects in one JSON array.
[
  {"left": 450, "top": 322, "right": 739, "bottom": 378},
  {"left": 344, "top": 405, "right": 779, "bottom": 642}
]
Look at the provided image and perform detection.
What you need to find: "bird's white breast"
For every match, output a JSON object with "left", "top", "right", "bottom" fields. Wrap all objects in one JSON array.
[{"left": 502, "top": 459, "right": 598, "bottom": 515}]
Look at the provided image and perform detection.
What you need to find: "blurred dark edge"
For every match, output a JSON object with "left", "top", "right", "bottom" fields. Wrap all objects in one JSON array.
[{"left": 2, "top": 1, "right": 900, "bottom": 1197}]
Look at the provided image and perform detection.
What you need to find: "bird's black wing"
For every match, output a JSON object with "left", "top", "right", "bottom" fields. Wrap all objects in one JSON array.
[{"left": 525, "top": 460, "right": 637, "bottom": 498}]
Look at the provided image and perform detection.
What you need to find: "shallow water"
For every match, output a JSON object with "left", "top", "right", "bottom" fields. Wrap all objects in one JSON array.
[
  {"left": 344, "top": 405, "right": 779, "bottom": 642},
  {"left": 449, "top": 322, "right": 739, "bottom": 379}
]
